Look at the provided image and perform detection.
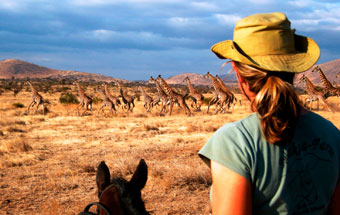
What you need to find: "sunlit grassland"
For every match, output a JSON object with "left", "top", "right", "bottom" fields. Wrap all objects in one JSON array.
[{"left": 0, "top": 89, "right": 339, "bottom": 214}]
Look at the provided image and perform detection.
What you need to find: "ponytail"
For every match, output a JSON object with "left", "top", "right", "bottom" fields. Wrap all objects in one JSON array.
[{"left": 233, "top": 62, "right": 301, "bottom": 144}]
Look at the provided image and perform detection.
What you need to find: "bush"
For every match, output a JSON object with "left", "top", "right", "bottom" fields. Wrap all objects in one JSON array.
[
  {"left": 59, "top": 93, "right": 79, "bottom": 104},
  {"left": 203, "top": 97, "right": 213, "bottom": 105},
  {"left": 56, "top": 86, "right": 71, "bottom": 92},
  {"left": 92, "top": 97, "right": 102, "bottom": 104},
  {"left": 12, "top": 103, "right": 24, "bottom": 108}
]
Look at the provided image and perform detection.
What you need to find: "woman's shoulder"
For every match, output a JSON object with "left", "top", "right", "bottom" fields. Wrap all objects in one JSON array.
[
  {"left": 299, "top": 110, "right": 339, "bottom": 131},
  {"left": 213, "top": 113, "right": 263, "bottom": 144},
  {"left": 297, "top": 110, "right": 340, "bottom": 142}
]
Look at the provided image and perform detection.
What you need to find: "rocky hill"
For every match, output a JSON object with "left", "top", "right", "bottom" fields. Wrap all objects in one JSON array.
[
  {"left": 1, "top": 58, "right": 339, "bottom": 87},
  {"left": 165, "top": 70, "right": 237, "bottom": 87},
  {"left": 0, "top": 59, "right": 126, "bottom": 82},
  {"left": 165, "top": 73, "right": 210, "bottom": 86}
]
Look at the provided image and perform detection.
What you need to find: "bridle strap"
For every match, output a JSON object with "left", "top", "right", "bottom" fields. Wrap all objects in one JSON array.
[
  {"left": 78, "top": 202, "right": 111, "bottom": 215},
  {"left": 80, "top": 184, "right": 119, "bottom": 215}
]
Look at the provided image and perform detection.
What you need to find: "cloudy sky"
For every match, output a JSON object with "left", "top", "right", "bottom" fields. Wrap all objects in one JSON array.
[{"left": 0, "top": 0, "right": 340, "bottom": 80}]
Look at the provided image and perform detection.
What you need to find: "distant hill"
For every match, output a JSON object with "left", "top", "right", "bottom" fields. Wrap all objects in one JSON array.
[
  {"left": 165, "top": 70, "right": 237, "bottom": 86},
  {"left": 0, "top": 59, "right": 126, "bottom": 82},
  {"left": 165, "top": 73, "right": 210, "bottom": 86}
]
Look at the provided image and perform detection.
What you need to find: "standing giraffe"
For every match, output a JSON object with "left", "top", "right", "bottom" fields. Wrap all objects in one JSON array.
[
  {"left": 74, "top": 81, "right": 93, "bottom": 116},
  {"left": 25, "top": 81, "right": 45, "bottom": 115},
  {"left": 156, "top": 75, "right": 192, "bottom": 116},
  {"left": 148, "top": 76, "right": 170, "bottom": 114},
  {"left": 312, "top": 66, "right": 340, "bottom": 105},
  {"left": 183, "top": 76, "right": 204, "bottom": 111},
  {"left": 138, "top": 86, "right": 153, "bottom": 112},
  {"left": 204, "top": 72, "right": 228, "bottom": 114},
  {"left": 116, "top": 82, "right": 135, "bottom": 112},
  {"left": 215, "top": 75, "right": 238, "bottom": 110},
  {"left": 97, "top": 87, "right": 116, "bottom": 117},
  {"left": 312, "top": 66, "right": 340, "bottom": 95},
  {"left": 299, "top": 75, "right": 332, "bottom": 111},
  {"left": 103, "top": 83, "right": 121, "bottom": 111}
]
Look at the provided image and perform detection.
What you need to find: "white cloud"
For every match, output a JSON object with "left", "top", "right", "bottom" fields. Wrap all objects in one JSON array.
[
  {"left": 191, "top": 2, "right": 217, "bottom": 10},
  {"left": 168, "top": 17, "right": 191, "bottom": 26},
  {"left": 91, "top": 29, "right": 118, "bottom": 42},
  {"left": 0, "top": 1, "right": 21, "bottom": 11},
  {"left": 288, "top": 0, "right": 311, "bottom": 8},
  {"left": 167, "top": 17, "right": 205, "bottom": 28},
  {"left": 71, "top": 0, "right": 184, "bottom": 6},
  {"left": 292, "top": 19, "right": 320, "bottom": 26},
  {"left": 247, "top": 0, "right": 272, "bottom": 4},
  {"left": 215, "top": 14, "right": 242, "bottom": 26},
  {"left": 85, "top": 29, "right": 162, "bottom": 43},
  {"left": 291, "top": 6, "right": 340, "bottom": 31}
]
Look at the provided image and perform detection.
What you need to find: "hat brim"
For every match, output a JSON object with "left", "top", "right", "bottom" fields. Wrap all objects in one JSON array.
[{"left": 211, "top": 34, "right": 320, "bottom": 73}]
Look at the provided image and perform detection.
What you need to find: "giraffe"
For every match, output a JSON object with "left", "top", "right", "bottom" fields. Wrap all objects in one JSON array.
[
  {"left": 25, "top": 81, "right": 45, "bottom": 115},
  {"left": 204, "top": 72, "right": 229, "bottom": 114},
  {"left": 138, "top": 86, "right": 153, "bottom": 112},
  {"left": 215, "top": 75, "right": 238, "bottom": 110},
  {"left": 103, "top": 83, "right": 121, "bottom": 111},
  {"left": 74, "top": 81, "right": 93, "bottom": 116},
  {"left": 156, "top": 75, "right": 192, "bottom": 116},
  {"left": 312, "top": 66, "right": 340, "bottom": 105},
  {"left": 299, "top": 75, "right": 332, "bottom": 111},
  {"left": 312, "top": 66, "right": 340, "bottom": 95},
  {"left": 116, "top": 81, "right": 135, "bottom": 112},
  {"left": 183, "top": 76, "right": 204, "bottom": 111},
  {"left": 97, "top": 87, "right": 116, "bottom": 117},
  {"left": 148, "top": 76, "right": 170, "bottom": 114}
]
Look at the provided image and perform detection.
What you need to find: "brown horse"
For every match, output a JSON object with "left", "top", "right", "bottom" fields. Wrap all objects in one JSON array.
[{"left": 79, "top": 159, "right": 149, "bottom": 215}]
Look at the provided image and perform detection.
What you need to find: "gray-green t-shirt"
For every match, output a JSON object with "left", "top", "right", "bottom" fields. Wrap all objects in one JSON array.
[{"left": 199, "top": 112, "right": 340, "bottom": 215}]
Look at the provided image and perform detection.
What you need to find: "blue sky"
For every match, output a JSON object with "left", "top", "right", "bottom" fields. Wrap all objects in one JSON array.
[{"left": 0, "top": 0, "right": 340, "bottom": 80}]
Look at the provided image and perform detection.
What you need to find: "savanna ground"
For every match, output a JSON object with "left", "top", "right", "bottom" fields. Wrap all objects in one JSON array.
[{"left": 0, "top": 83, "right": 339, "bottom": 215}]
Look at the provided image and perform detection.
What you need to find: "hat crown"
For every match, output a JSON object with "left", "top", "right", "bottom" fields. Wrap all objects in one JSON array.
[{"left": 233, "top": 12, "right": 295, "bottom": 56}]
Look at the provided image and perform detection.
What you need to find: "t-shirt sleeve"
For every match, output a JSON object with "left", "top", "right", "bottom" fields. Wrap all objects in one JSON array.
[{"left": 198, "top": 122, "right": 253, "bottom": 180}]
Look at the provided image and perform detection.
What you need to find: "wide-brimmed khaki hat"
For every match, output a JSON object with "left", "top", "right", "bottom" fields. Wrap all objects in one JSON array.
[{"left": 211, "top": 12, "right": 320, "bottom": 73}]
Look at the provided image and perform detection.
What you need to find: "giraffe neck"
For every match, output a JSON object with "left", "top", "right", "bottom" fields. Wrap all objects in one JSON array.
[
  {"left": 140, "top": 87, "right": 147, "bottom": 96},
  {"left": 216, "top": 77, "right": 228, "bottom": 92},
  {"left": 154, "top": 81, "right": 164, "bottom": 94},
  {"left": 305, "top": 77, "right": 317, "bottom": 92},
  {"left": 317, "top": 68, "right": 333, "bottom": 89},
  {"left": 186, "top": 79, "right": 195, "bottom": 93},
  {"left": 118, "top": 83, "right": 125, "bottom": 98},
  {"left": 76, "top": 83, "right": 85, "bottom": 96},
  {"left": 208, "top": 74, "right": 221, "bottom": 91},
  {"left": 99, "top": 88, "right": 107, "bottom": 98},
  {"left": 104, "top": 84, "right": 110, "bottom": 95},
  {"left": 28, "top": 82, "right": 38, "bottom": 93},
  {"left": 158, "top": 78, "right": 173, "bottom": 95}
]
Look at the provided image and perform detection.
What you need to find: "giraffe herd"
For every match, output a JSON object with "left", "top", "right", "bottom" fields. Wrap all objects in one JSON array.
[
  {"left": 21, "top": 67, "right": 340, "bottom": 116},
  {"left": 298, "top": 66, "right": 340, "bottom": 111}
]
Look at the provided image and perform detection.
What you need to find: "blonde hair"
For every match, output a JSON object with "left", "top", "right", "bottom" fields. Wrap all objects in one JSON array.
[{"left": 233, "top": 61, "right": 301, "bottom": 144}]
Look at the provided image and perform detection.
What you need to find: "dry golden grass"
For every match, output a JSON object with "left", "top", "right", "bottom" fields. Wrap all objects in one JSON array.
[{"left": 0, "top": 89, "right": 339, "bottom": 215}]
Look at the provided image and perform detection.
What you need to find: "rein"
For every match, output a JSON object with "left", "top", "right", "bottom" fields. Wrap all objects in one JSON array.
[
  {"left": 79, "top": 184, "right": 118, "bottom": 215},
  {"left": 78, "top": 202, "right": 111, "bottom": 215}
]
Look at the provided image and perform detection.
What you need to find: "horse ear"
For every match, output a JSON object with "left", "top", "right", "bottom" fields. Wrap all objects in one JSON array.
[
  {"left": 96, "top": 161, "right": 111, "bottom": 198},
  {"left": 129, "top": 159, "right": 148, "bottom": 190}
]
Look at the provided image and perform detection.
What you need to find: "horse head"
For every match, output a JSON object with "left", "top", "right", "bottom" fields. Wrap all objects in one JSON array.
[{"left": 80, "top": 159, "right": 149, "bottom": 215}]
